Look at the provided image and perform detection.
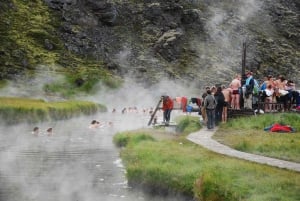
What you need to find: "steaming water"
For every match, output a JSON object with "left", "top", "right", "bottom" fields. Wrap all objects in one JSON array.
[{"left": 0, "top": 111, "right": 189, "bottom": 201}]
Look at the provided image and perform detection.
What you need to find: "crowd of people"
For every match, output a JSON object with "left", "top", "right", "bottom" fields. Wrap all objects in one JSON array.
[
  {"left": 259, "top": 75, "right": 299, "bottom": 112},
  {"left": 110, "top": 72, "right": 298, "bottom": 131},
  {"left": 201, "top": 85, "right": 229, "bottom": 130},
  {"left": 200, "top": 72, "right": 300, "bottom": 130},
  {"left": 146, "top": 72, "right": 299, "bottom": 129},
  {"left": 30, "top": 74, "right": 298, "bottom": 133}
]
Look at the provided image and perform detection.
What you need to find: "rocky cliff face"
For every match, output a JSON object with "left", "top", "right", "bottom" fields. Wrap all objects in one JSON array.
[{"left": 1, "top": 0, "right": 299, "bottom": 88}]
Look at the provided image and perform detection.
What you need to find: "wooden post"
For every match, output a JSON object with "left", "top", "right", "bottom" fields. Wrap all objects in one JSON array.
[
  {"left": 240, "top": 41, "right": 247, "bottom": 109},
  {"left": 242, "top": 41, "right": 246, "bottom": 85}
]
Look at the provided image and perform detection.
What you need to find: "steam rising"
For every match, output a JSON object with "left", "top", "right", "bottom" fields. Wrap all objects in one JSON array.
[
  {"left": 0, "top": 109, "right": 188, "bottom": 201},
  {"left": 193, "top": 0, "right": 263, "bottom": 83},
  {"left": 0, "top": 1, "right": 267, "bottom": 200},
  {"left": 0, "top": 70, "right": 190, "bottom": 201}
]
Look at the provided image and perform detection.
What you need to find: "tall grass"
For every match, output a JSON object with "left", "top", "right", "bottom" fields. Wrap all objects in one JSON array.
[
  {"left": 0, "top": 97, "right": 106, "bottom": 124},
  {"left": 114, "top": 116, "right": 300, "bottom": 201},
  {"left": 214, "top": 113, "right": 300, "bottom": 162}
]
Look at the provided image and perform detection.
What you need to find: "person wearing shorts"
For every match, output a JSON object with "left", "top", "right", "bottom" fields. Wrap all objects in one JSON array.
[{"left": 230, "top": 74, "right": 241, "bottom": 109}]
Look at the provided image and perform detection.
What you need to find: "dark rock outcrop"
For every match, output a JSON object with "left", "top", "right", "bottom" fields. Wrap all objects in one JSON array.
[{"left": 1, "top": 0, "right": 299, "bottom": 86}]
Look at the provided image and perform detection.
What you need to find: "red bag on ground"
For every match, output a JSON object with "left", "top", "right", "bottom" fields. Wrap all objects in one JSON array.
[{"left": 270, "top": 123, "right": 292, "bottom": 132}]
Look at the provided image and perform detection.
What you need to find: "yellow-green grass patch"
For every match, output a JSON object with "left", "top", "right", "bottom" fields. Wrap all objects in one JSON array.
[{"left": 0, "top": 96, "right": 106, "bottom": 124}]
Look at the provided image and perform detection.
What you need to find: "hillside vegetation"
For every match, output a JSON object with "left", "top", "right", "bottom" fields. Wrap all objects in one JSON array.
[{"left": 0, "top": 0, "right": 121, "bottom": 96}]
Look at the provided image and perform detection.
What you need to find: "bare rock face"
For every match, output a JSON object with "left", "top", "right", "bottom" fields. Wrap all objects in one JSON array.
[
  {"left": 44, "top": 0, "right": 77, "bottom": 10},
  {"left": 1, "top": 0, "right": 299, "bottom": 85},
  {"left": 44, "top": 0, "right": 299, "bottom": 84},
  {"left": 154, "top": 29, "right": 184, "bottom": 61},
  {"left": 84, "top": 0, "right": 118, "bottom": 25}
]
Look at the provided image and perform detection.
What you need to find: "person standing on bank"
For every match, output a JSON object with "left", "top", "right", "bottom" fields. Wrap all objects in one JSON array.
[
  {"left": 162, "top": 95, "right": 174, "bottom": 126},
  {"left": 214, "top": 86, "right": 225, "bottom": 126},
  {"left": 204, "top": 89, "right": 217, "bottom": 130},
  {"left": 244, "top": 71, "right": 255, "bottom": 109},
  {"left": 230, "top": 74, "right": 241, "bottom": 109},
  {"left": 221, "top": 85, "right": 231, "bottom": 123},
  {"left": 201, "top": 89, "right": 208, "bottom": 125}
]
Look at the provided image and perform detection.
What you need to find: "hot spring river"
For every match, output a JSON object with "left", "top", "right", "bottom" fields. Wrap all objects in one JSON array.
[{"left": 0, "top": 111, "right": 189, "bottom": 201}]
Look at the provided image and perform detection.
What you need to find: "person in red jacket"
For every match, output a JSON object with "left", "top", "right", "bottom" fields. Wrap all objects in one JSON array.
[{"left": 162, "top": 95, "right": 174, "bottom": 125}]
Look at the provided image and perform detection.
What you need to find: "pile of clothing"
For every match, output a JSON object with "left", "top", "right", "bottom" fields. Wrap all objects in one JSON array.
[{"left": 264, "top": 123, "right": 296, "bottom": 133}]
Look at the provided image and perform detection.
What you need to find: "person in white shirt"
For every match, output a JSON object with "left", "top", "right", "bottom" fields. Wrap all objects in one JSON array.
[{"left": 264, "top": 85, "right": 274, "bottom": 112}]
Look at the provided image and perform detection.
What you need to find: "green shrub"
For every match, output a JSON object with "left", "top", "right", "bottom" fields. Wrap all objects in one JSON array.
[
  {"left": 113, "top": 132, "right": 155, "bottom": 147},
  {"left": 175, "top": 116, "right": 201, "bottom": 134}
]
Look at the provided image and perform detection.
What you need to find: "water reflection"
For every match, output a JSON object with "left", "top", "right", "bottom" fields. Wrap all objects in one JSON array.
[{"left": 0, "top": 112, "right": 190, "bottom": 201}]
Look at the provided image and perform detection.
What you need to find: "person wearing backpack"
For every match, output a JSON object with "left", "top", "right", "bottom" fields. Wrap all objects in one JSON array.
[
  {"left": 252, "top": 77, "right": 260, "bottom": 109},
  {"left": 204, "top": 89, "right": 217, "bottom": 130},
  {"left": 244, "top": 71, "right": 255, "bottom": 109}
]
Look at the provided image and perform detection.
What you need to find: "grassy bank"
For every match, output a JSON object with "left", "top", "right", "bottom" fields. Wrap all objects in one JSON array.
[
  {"left": 113, "top": 116, "right": 300, "bottom": 201},
  {"left": 0, "top": 96, "right": 106, "bottom": 124},
  {"left": 213, "top": 113, "right": 300, "bottom": 163}
]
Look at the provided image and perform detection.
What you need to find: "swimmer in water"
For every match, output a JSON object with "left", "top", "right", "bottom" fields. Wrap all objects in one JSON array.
[
  {"left": 108, "top": 121, "right": 113, "bottom": 127},
  {"left": 32, "top": 127, "right": 39, "bottom": 137},
  {"left": 89, "top": 120, "right": 101, "bottom": 129},
  {"left": 46, "top": 127, "right": 53, "bottom": 136}
]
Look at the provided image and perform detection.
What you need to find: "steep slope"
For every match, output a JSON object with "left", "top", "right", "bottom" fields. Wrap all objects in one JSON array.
[{"left": 0, "top": 0, "right": 299, "bottom": 91}]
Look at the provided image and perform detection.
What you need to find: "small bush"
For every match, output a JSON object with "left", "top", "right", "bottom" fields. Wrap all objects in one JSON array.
[
  {"left": 113, "top": 132, "right": 155, "bottom": 147},
  {"left": 175, "top": 116, "right": 201, "bottom": 134}
]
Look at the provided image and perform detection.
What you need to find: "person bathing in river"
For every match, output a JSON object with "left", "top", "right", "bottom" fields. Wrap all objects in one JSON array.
[
  {"left": 46, "top": 127, "right": 53, "bottom": 136},
  {"left": 32, "top": 127, "right": 39, "bottom": 137},
  {"left": 89, "top": 120, "right": 101, "bottom": 129}
]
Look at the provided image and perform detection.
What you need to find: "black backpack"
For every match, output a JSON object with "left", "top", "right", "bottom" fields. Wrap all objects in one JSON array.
[{"left": 215, "top": 93, "right": 225, "bottom": 106}]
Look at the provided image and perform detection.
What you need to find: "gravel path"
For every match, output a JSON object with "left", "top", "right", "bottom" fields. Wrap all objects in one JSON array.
[{"left": 187, "top": 127, "right": 300, "bottom": 172}]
